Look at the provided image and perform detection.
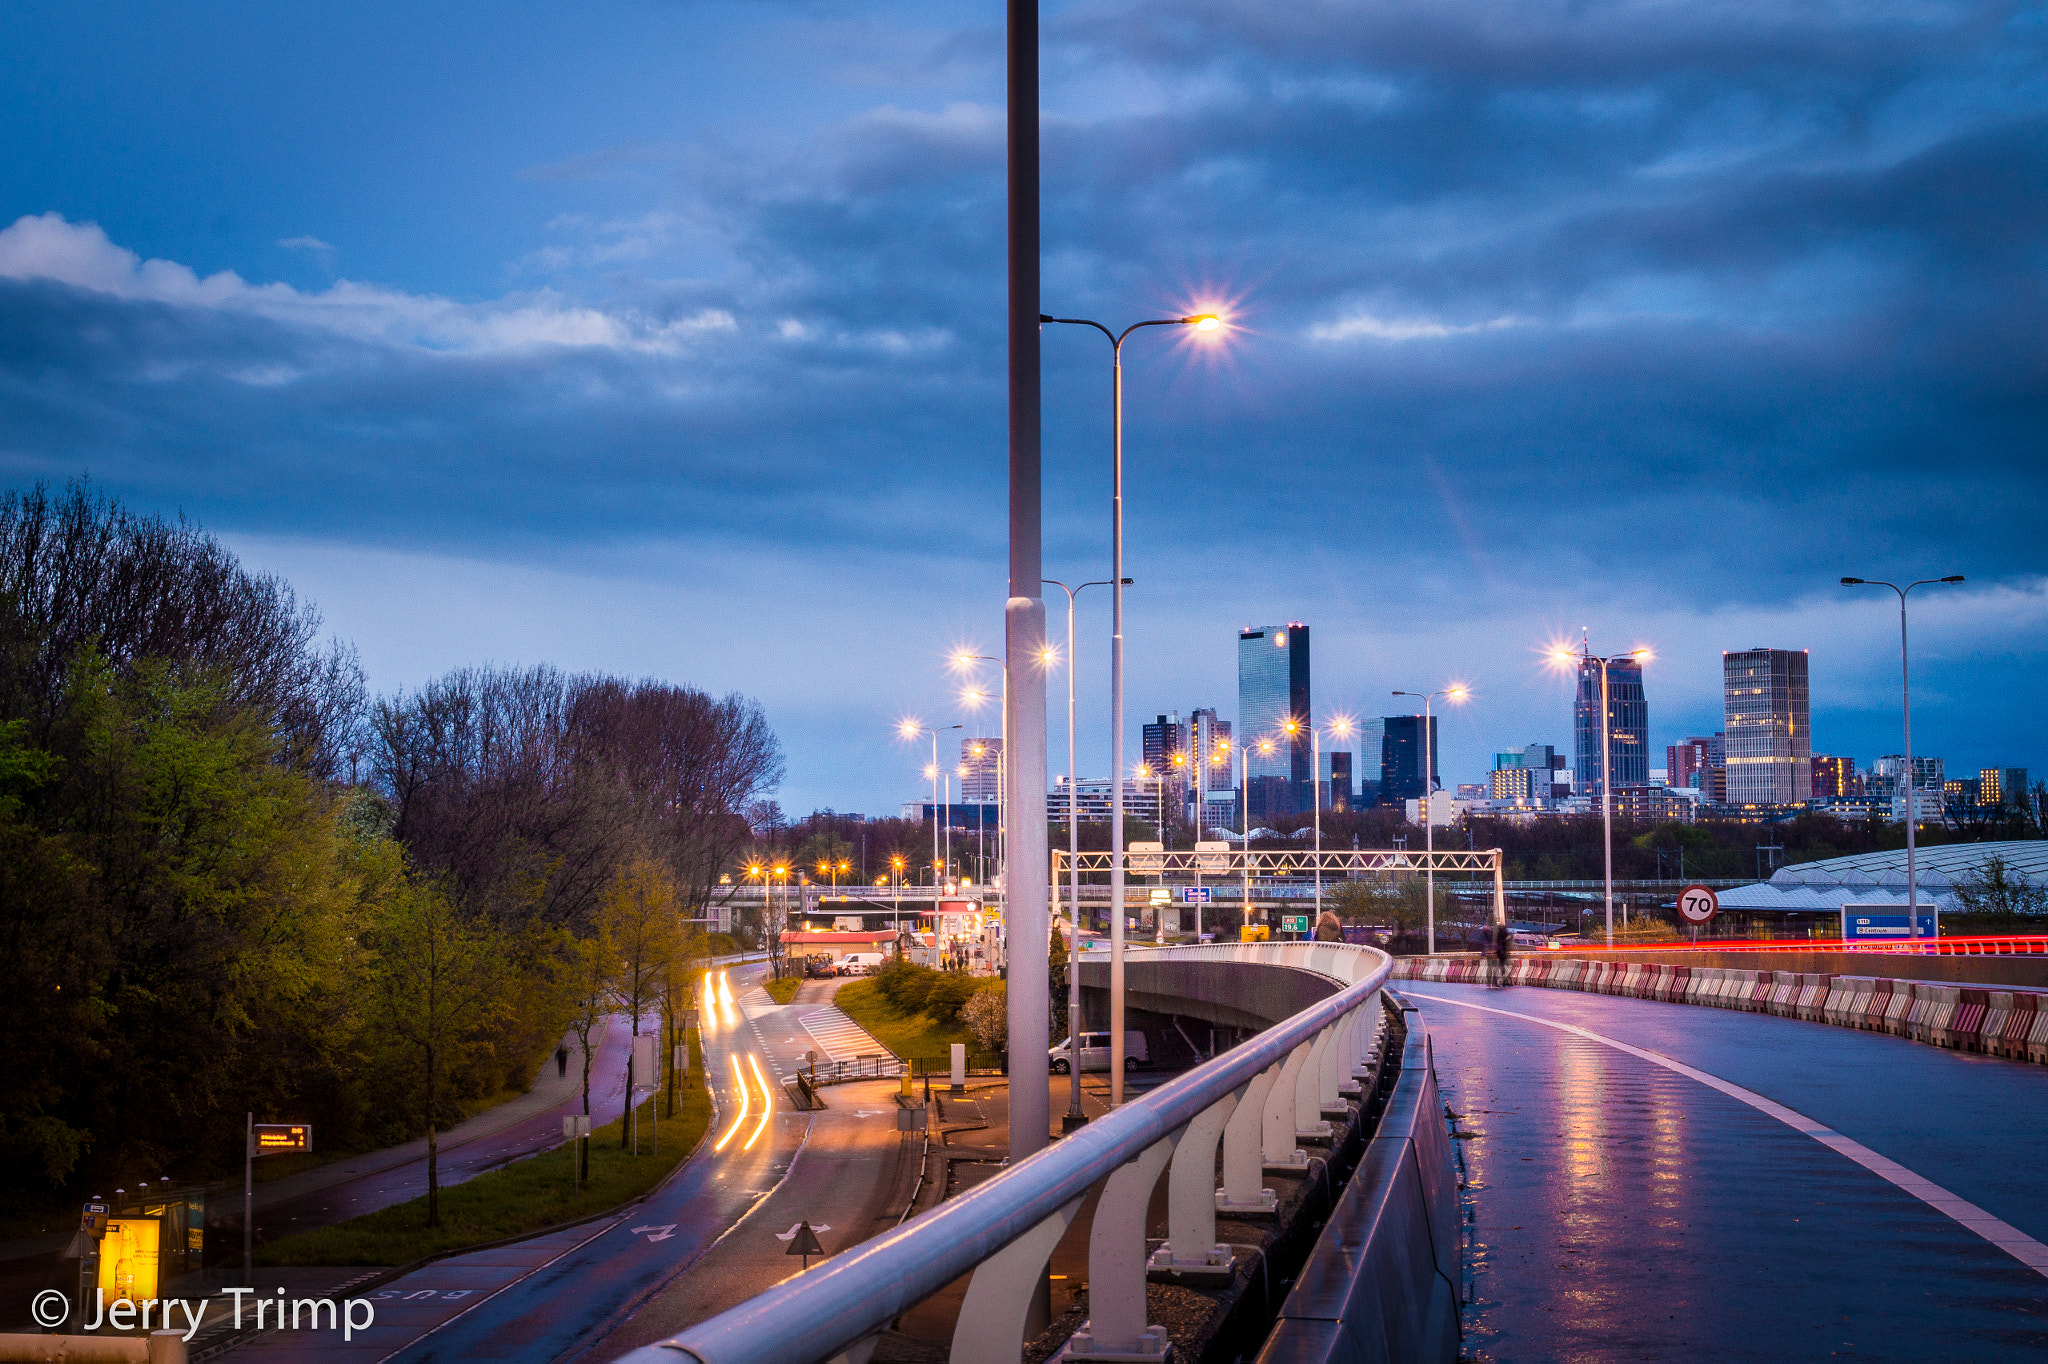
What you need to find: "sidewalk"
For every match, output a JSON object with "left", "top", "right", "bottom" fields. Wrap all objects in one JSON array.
[{"left": 244, "top": 1017, "right": 617, "bottom": 1214}]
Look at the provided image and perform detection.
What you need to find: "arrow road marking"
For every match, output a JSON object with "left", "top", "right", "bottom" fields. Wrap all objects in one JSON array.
[
  {"left": 630, "top": 1224, "right": 677, "bottom": 1243},
  {"left": 774, "top": 1221, "right": 830, "bottom": 1240},
  {"left": 854, "top": 1110, "right": 886, "bottom": 1118}
]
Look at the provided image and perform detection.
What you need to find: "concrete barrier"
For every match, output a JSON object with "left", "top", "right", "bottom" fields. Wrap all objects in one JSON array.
[
  {"left": 1389, "top": 957, "right": 2048, "bottom": 1070},
  {"left": 1256, "top": 1019, "right": 1461, "bottom": 1364}
]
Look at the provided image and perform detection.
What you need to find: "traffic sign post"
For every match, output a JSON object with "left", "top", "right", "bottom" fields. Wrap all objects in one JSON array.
[
  {"left": 245, "top": 1117, "right": 312, "bottom": 1281},
  {"left": 1181, "top": 887, "right": 1211, "bottom": 903},
  {"left": 1677, "top": 885, "right": 1719, "bottom": 929},
  {"left": 1280, "top": 914, "right": 1310, "bottom": 939}
]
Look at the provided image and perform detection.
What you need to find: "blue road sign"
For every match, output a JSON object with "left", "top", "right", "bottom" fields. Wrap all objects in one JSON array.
[
  {"left": 1182, "top": 887, "right": 1213, "bottom": 904},
  {"left": 1841, "top": 911, "right": 1938, "bottom": 941}
]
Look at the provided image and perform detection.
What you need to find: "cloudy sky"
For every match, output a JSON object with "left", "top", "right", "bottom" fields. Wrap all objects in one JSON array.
[{"left": 3, "top": 0, "right": 2044, "bottom": 814}]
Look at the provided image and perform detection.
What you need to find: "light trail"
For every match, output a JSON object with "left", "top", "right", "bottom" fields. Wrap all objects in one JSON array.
[
  {"left": 744, "top": 1054, "right": 775, "bottom": 1150},
  {"left": 701, "top": 972, "right": 719, "bottom": 1031},
  {"left": 713, "top": 1053, "right": 750, "bottom": 1152},
  {"left": 718, "top": 969, "right": 738, "bottom": 1026}
]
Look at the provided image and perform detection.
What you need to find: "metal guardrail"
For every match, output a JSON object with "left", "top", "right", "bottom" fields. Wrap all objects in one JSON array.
[
  {"left": 614, "top": 940, "right": 1395, "bottom": 1364},
  {"left": 1055, "top": 848, "right": 1503, "bottom": 875}
]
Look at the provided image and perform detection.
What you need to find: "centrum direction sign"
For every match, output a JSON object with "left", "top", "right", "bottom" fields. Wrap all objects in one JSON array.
[
  {"left": 1182, "top": 886, "right": 1212, "bottom": 904},
  {"left": 1677, "top": 885, "right": 1719, "bottom": 927}
]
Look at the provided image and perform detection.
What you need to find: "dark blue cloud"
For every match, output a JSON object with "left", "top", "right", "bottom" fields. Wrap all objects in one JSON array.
[{"left": 0, "top": 0, "right": 2043, "bottom": 808}]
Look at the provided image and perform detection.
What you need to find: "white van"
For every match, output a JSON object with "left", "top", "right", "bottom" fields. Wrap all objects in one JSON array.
[
  {"left": 838, "top": 952, "right": 886, "bottom": 976},
  {"left": 1048, "top": 1030, "right": 1148, "bottom": 1074}
]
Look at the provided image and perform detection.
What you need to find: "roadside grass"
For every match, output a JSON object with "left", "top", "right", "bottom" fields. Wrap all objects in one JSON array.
[
  {"left": 834, "top": 978, "right": 975, "bottom": 1060},
  {"left": 256, "top": 1037, "right": 711, "bottom": 1267},
  {"left": 763, "top": 975, "right": 802, "bottom": 1004}
]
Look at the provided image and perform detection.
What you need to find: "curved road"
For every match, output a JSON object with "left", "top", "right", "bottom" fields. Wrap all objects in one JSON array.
[
  {"left": 222, "top": 964, "right": 913, "bottom": 1364},
  {"left": 1404, "top": 980, "right": 2048, "bottom": 1362}
]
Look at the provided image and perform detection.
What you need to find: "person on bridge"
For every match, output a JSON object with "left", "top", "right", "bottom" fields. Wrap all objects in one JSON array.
[{"left": 1490, "top": 921, "right": 1511, "bottom": 987}]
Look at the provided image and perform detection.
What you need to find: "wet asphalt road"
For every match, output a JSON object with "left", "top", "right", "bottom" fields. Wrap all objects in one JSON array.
[{"left": 1406, "top": 980, "right": 2048, "bottom": 1363}]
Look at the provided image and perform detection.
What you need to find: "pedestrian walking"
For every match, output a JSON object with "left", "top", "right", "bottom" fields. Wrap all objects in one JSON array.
[
  {"left": 556, "top": 1044, "right": 570, "bottom": 1078},
  {"left": 1492, "top": 921, "right": 1512, "bottom": 986}
]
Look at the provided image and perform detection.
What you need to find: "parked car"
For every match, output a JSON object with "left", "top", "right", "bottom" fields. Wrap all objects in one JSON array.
[
  {"left": 1048, "top": 1030, "right": 1148, "bottom": 1074},
  {"left": 804, "top": 954, "right": 837, "bottom": 978},
  {"left": 838, "top": 952, "right": 886, "bottom": 976}
]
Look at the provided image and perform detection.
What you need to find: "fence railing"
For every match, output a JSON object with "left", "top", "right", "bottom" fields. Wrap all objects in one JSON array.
[{"left": 613, "top": 940, "right": 1394, "bottom": 1364}]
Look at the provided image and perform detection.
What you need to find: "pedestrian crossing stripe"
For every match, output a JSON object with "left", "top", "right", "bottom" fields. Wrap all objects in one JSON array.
[{"left": 796, "top": 1006, "right": 891, "bottom": 1062}]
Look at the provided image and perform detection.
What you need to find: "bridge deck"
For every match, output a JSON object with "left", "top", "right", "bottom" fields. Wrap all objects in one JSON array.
[{"left": 1405, "top": 981, "right": 2048, "bottom": 1360}]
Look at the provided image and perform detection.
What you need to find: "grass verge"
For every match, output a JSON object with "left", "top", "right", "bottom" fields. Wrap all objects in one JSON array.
[
  {"left": 834, "top": 978, "right": 975, "bottom": 1059},
  {"left": 763, "top": 975, "right": 802, "bottom": 1004},
  {"left": 257, "top": 1041, "right": 711, "bottom": 1267}
]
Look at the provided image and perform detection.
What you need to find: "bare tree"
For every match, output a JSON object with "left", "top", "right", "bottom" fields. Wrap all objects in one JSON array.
[{"left": 0, "top": 479, "right": 366, "bottom": 780}]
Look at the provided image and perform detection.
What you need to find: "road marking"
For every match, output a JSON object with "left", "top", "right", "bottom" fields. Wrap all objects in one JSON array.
[
  {"left": 1408, "top": 988, "right": 2048, "bottom": 1280},
  {"left": 795, "top": 1006, "right": 888, "bottom": 1062},
  {"left": 631, "top": 1224, "right": 677, "bottom": 1243},
  {"left": 774, "top": 1221, "right": 831, "bottom": 1239}
]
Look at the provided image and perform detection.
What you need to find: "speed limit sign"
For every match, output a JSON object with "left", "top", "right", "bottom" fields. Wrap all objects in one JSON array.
[{"left": 1677, "top": 884, "right": 1719, "bottom": 926}]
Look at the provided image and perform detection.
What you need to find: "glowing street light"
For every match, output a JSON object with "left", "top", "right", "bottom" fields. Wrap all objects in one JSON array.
[
  {"left": 1304, "top": 715, "right": 1355, "bottom": 923},
  {"left": 1391, "top": 686, "right": 1470, "bottom": 954},
  {"left": 898, "top": 719, "right": 962, "bottom": 895},
  {"left": 1042, "top": 309, "right": 1226, "bottom": 1105},
  {"left": 1543, "top": 640, "right": 1649, "bottom": 946}
]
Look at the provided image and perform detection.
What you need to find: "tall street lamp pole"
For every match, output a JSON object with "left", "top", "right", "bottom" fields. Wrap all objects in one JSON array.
[
  {"left": 899, "top": 720, "right": 962, "bottom": 906},
  {"left": 1240, "top": 737, "right": 1274, "bottom": 940},
  {"left": 1545, "top": 641, "right": 1648, "bottom": 947},
  {"left": 1842, "top": 575, "right": 1963, "bottom": 940},
  {"left": 1042, "top": 311, "right": 1221, "bottom": 1106},
  {"left": 1393, "top": 688, "right": 1466, "bottom": 954},
  {"left": 1302, "top": 716, "right": 1354, "bottom": 923},
  {"left": 1044, "top": 576, "right": 1114, "bottom": 1132}
]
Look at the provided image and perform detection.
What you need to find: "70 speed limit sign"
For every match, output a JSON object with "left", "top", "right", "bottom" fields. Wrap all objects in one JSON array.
[{"left": 1677, "top": 884, "right": 1719, "bottom": 926}]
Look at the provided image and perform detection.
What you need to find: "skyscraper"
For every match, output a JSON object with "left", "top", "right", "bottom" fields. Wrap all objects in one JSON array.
[
  {"left": 1575, "top": 657, "right": 1648, "bottom": 795},
  {"left": 1238, "top": 624, "right": 1311, "bottom": 820},
  {"left": 1381, "top": 714, "right": 1437, "bottom": 805},
  {"left": 1723, "top": 648, "right": 1811, "bottom": 805},
  {"left": 959, "top": 736, "right": 1001, "bottom": 802},
  {"left": 1189, "top": 707, "right": 1234, "bottom": 828},
  {"left": 1141, "top": 712, "right": 1189, "bottom": 812}
]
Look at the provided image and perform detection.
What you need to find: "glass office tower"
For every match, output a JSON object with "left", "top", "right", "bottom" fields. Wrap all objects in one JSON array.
[
  {"left": 1380, "top": 714, "right": 1437, "bottom": 805},
  {"left": 1238, "top": 623, "right": 1311, "bottom": 821},
  {"left": 1723, "top": 648, "right": 1811, "bottom": 805},
  {"left": 1574, "top": 656, "right": 1648, "bottom": 796}
]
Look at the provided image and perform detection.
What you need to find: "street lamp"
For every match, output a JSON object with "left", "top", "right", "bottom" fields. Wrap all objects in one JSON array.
[
  {"left": 953, "top": 652, "right": 1008, "bottom": 889},
  {"left": 1542, "top": 640, "right": 1648, "bottom": 947},
  {"left": 897, "top": 719, "right": 963, "bottom": 901},
  {"left": 1241, "top": 736, "right": 1276, "bottom": 940},
  {"left": 1842, "top": 574, "right": 1964, "bottom": 940},
  {"left": 1306, "top": 715, "right": 1355, "bottom": 921},
  {"left": 1392, "top": 687, "right": 1468, "bottom": 954},
  {"left": 1044, "top": 577, "right": 1117, "bottom": 1132},
  {"left": 1042, "top": 308, "right": 1225, "bottom": 1106}
]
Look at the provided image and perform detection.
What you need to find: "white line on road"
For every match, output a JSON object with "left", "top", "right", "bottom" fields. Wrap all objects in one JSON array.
[{"left": 1409, "top": 988, "right": 2048, "bottom": 1279}]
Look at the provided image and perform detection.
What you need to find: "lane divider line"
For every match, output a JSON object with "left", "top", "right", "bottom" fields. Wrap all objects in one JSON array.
[{"left": 1408, "top": 987, "right": 2048, "bottom": 1279}]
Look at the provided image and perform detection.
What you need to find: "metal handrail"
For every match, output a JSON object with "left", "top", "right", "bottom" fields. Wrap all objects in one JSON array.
[{"left": 616, "top": 940, "right": 1392, "bottom": 1364}]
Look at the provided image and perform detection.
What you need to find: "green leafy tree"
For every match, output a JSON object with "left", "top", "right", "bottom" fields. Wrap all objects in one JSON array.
[{"left": 368, "top": 877, "right": 508, "bottom": 1228}]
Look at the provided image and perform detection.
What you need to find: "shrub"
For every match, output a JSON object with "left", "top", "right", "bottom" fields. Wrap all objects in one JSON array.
[
  {"left": 924, "top": 973, "right": 980, "bottom": 1026},
  {"left": 876, "top": 957, "right": 938, "bottom": 1013},
  {"left": 962, "top": 983, "right": 1007, "bottom": 1052}
]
